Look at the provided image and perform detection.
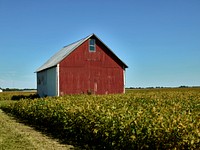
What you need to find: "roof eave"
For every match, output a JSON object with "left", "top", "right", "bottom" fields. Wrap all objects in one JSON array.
[
  {"left": 35, "top": 34, "right": 94, "bottom": 73},
  {"left": 35, "top": 33, "right": 128, "bottom": 73},
  {"left": 92, "top": 34, "right": 128, "bottom": 69}
]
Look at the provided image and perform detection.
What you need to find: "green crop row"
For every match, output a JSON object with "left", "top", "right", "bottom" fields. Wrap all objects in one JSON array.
[
  {"left": 1, "top": 89, "right": 200, "bottom": 149},
  {"left": 0, "top": 92, "right": 38, "bottom": 101}
]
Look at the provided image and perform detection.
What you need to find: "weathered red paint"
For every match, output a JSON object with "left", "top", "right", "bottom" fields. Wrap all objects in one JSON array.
[{"left": 59, "top": 36, "right": 125, "bottom": 95}]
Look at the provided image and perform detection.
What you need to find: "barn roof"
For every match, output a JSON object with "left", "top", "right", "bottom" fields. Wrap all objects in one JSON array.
[{"left": 36, "top": 34, "right": 128, "bottom": 72}]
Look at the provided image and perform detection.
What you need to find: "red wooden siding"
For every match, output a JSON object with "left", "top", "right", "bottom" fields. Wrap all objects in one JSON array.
[{"left": 59, "top": 37, "right": 125, "bottom": 95}]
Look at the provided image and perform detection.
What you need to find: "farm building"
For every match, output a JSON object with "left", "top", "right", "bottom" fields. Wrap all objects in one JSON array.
[
  {"left": 36, "top": 34, "right": 128, "bottom": 97},
  {"left": 0, "top": 89, "right": 2, "bottom": 92}
]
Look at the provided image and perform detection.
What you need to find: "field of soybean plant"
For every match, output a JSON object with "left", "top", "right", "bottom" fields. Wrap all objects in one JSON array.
[{"left": 0, "top": 88, "right": 200, "bottom": 149}]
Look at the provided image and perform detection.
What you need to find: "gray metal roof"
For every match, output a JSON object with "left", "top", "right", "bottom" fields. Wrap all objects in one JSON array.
[{"left": 36, "top": 34, "right": 128, "bottom": 72}]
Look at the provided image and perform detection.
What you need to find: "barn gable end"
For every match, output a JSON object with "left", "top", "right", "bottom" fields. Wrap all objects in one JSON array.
[{"left": 36, "top": 34, "right": 128, "bottom": 97}]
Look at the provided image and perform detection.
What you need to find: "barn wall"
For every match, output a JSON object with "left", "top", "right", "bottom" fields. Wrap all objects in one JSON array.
[
  {"left": 37, "top": 67, "right": 57, "bottom": 97},
  {"left": 37, "top": 70, "right": 47, "bottom": 97},
  {"left": 59, "top": 37, "right": 125, "bottom": 95}
]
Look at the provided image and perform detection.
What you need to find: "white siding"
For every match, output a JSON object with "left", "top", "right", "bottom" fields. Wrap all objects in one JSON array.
[
  {"left": 123, "top": 69, "right": 126, "bottom": 93},
  {"left": 57, "top": 64, "right": 60, "bottom": 96},
  {"left": 37, "top": 67, "right": 57, "bottom": 97}
]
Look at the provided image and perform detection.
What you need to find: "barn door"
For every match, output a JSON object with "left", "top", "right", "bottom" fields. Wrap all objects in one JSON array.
[
  {"left": 89, "top": 76, "right": 99, "bottom": 94},
  {"left": 94, "top": 82, "right": 97, "bottom": 94},
  {"left": 89, "top": 65, "right": 100, "bottom": 94}
]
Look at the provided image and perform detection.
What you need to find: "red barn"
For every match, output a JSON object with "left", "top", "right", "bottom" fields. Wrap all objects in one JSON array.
[{"left": 36, "top": 34, "right": 128, "bottom": 97}]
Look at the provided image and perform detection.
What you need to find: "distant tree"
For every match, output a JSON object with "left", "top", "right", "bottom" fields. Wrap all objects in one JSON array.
[{"left": 179, "top": 86, "right": 189, "bottom": 88}]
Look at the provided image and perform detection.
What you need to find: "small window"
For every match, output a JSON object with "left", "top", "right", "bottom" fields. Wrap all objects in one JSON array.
[{"left": 89, "top": 39, "right": 96, "bottom": 52}]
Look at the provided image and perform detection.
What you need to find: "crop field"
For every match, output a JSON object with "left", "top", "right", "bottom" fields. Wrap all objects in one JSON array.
[
  {"left": 0, "top": 88, "right": 200, "bottom": 149},
  {"left": 0, "top": 91, "right": 37, "bottom": 101},
  {"left": 0, "top": 92, "right": 75, "bottom": 150}
]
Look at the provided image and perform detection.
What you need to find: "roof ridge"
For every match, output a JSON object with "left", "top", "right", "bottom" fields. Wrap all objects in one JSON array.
[
  {"left": 36, "top": 34, "right": 93, "bottom": 72},
  {"left": 36, "top": 33, "right": 128, "bottom": 73},
  {"left": 63, "top": 34, "right": 92, "bottom": 48}
]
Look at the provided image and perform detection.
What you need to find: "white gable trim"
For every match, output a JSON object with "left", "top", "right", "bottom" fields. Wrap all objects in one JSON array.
[{"left": 57, "top": 64, "right": 60, "bottom": 96}]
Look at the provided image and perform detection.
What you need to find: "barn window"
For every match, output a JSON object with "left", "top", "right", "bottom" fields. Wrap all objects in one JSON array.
[{"left": 89, "top": 39, "right": 96, "bottom": 52}]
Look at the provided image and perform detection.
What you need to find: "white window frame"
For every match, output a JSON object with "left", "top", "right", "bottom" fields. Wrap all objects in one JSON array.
[{"left": 89, "top": 39, "right": 96, "bottom": 52}]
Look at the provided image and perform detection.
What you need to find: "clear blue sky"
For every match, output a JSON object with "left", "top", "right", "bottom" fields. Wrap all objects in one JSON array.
[{"left": 0, "top": 0, "right": 200, "bottom": 89}]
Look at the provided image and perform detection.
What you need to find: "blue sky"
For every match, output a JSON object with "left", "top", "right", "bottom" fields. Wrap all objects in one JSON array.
[{"left": 0, "top": 0, "right": 200, "bottom": 88}]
